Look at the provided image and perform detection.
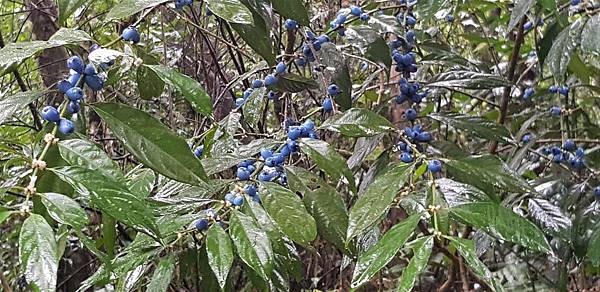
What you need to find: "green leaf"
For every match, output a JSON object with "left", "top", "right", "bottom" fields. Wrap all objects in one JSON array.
[
  {"left": 320, "top": 108, "right": 395, "bottom": 137},
  {"left": 449, "top": 202, "right": 551, "bottom": 253},
  {"left": 367, "top": 14, "right": 403, "bottom": 36},
  {"left": 19, "top": 214, "right": 58, "bottom": 292},
  {"left": 347, "top": 163, "right": 414, "bottom": 242},
  {"left": 268, "top": 0, "right": 309, "bottom": 26},
  {"left": 299, "top": 138, "right": 356, "bottom": 192},
  {"left": 545, "top": 20, "right": 584, "bottom": 83},
  {"left": 351, "top": 215, "right": 420, "bottom": 288},
  {"left": 106, "top": 0, "right": 169, "bottom": 20},
  {"left": 40, "top": 192, "right": 88, "bottom": 229},
  {"left": 436, "top": 178, "right": 491, "bottom": 207},
  {"left": 126, "top": 168, "right": 155, "bottom": 199},
  {"left": 0, "top": 28, "right": 90, "bottom": 75},
  {"left": 316, "top": 43, "right": 352, "bottom": 110},
  {"left": 206, "top": 0, "right": 254, "bottom": 24},
  {"left": 243, "top": 87, "right": 267, "bottom": 129},
  {"left": 229, "top": 210, "right": 273, "bottom": 280},
  {"left": 58, "top": 0, "right": 87, "bottom": 25},
  {"left": 273, "top": 73, "right": 319, "bottom": 93},
  {"left": 429, "top": 112, "right": 513, "bottom": 143},
  {"left": 0, "top": 210, "right": 14, "bottom": 224},
  {"left": 145, "top": 65, "right": 212, "bottom": 116},
  {"left": 202, "top": 139, "right": 279, "bottom": 175},
  {"left": 147, "top": 255, "right": 176, "bottom": 292},
  {"left": 261, "top": 182, "right": 317, "bottom": 245},
  {"left": 51, "top": 166, "right": 160, "bottom": 238},
  {"left": 446, "top": 236, "right": 504, "bottom": 292},
  {"left": 508, "top": 0, "right": 535, "bottom": 32},
  {"left": 0, "top": 90, "right": 45, "bottom": 124},
  {"left": 345, "top": 26, "right": 391, "bottom": 69},
  {"left": 302, "top": 182, "right": 348, "bottom": 252},
  {"left": 206, "top": 224, "right": 234, "bottom": 289},
  {"left": 445, "top": 155, "right": 530, "bottom": 197},
  {"left": 137, "top": 65, "right": 165, "bottom": 100},
  {"left": 427, "top": 70, "right": 511, "bottom": 89},
  {"left": 416, "top": 0, "right": 450, "bottom": 22},
  {"left": 365, "top": 37, "right": 392, "bottom": 69},
  {"left": 93, "top": 103, "right": 207, "bottom": 185},
  {"left": 231, "top": 18, "right": 276, "bottom": 65},
  {"left": 396, "top": 236, "right": 434, "bottom": 292},
  {"left": 538, "top": 21, "right": 562, "bottom": 70},
  {"left": 587, "top": 227, "right": 600, "bottom": 267},
  {"left": 58, "top": 138, "right": 125, "bottom": 182},
  {"left": 581, "top": 14, "right": 600, "bottom": 55}
]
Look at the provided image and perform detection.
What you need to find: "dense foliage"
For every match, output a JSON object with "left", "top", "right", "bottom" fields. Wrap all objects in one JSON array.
[{"left": 0, "top": 0, "right": 599, "bottom": 291}]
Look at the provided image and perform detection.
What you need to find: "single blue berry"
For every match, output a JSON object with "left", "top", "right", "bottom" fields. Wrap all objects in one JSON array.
[
  {"left": 406, "top": 30, "right": 416, "bottom": 43},
  {"left": 335, "top": 13, "right": 347, "bottom": 24},
  {"left": 280, "top": 145, "right": 291, "bottom": 157},
  {"left": 261, "top": 148, "right": 273, "bottom": 159},
  {"left": 522, "top": 134, "right": 531, "bottom": 144},
  {"left": 245, "top": 185, "right": 257, "bottom": 196},
  {"left": 194, "top": 145, "right": 204, "bottom": 157},
  {"left": 400, "top": 152, "right": 413, "bottom": 163},
  {"left": 550, "top": 106, "right": 561, "bottom": 117},
  {"left": 558, "top": 86, "right": 569, "bottom": 96},
  {"left": 235, "top": 98, "right": 245, "bottom": 108},
  {"left": 232, "top": 196, "right": 244, "bottom": 206},
  {"left": 296, "top": 57, "right": 307, "bottom": 66},
  {"left": 57, "top": 80, "right": 72, "bottom": 93},
  {"left": 327, "top": 84, "right": 340, "bottom": 96},
  {"left": 576, "top": 147, "right": 585, "bottom": 158},
  {"left": 428, "top": 160, "right": 442, "bottom": 173},
  {"left": 416, "top": 131, "right": 432, "bottom": 142},
  {"left": 571, "top": 0, "right": 581, "bottom": 5},
  {"left": 323, "top": 97, "right": 333, "bottom": 112},
  {"left": 84, "top": 64, "right": 96, "bottom": 75},
  {"left": 317, "top": 34, "right": 330, "bottom": 43},
  {"left": 562, "top": 139, "right": 576, "bottom": 151},
  {"left": 288, "top": 126, "right": 302, "bottom": 140},
  {"left": 237, "top": 167, "right": 250, "bottom": 180},
  {"left": 275, "top": 62, "right": 286, "bottom": 74},
  {"left": 594, "top": 186, "right": 600, "bottom": 197},
  {"left": 405, "top": 16, "right": 416, "bottom": 26},
  {"left": 66, "top": 87, "right": 84, "bottom": 101},
  {"left": 58, "top": 118, "right": 74, "bottom": 135},
  {"left": 67, "top": 56, "right": 85, "bottom": 74},
  {"left": 224, "top": 192, "right": 235, "bottom": 202},
  {"left": 350, "top": 5, "right": 362, "bottom": 16},
  {"left": 523, "top": 87, "right": 535, "bottom": 99},
  {"left": 258, "top": 171, "right": 275, "bottom": 181},
  {"left": 264, "top": 74, "right": 278, "bottom": 86},
  {"left": 195, "top": 219, "right": 209, "bottom": 231},
  {"left": 84, "top": 75, "right": 104, "bottom": 91},
  {"left": 68, "top": 73, "right": 81, "bottom": 86},
  {"left": 445, "top": 14, "right": 454, "bottom": 22},
  {"left": 284, "top": 19, "right": 298, "bottom": 30},
  {"left": 122, "top": 26, "right": 140, "bottom": 44},
  {"left": 41, "top": 106, "right": 60, "bottom": 123},
  {"left": 360, "top": 13, "right": 370, "bottom": 21},
  {"left": 67, "top": 101, "right": 80, "bottom": 114},
  {"left": 251, "top": 79, "right": 264, "bottom": 88},
  {"left": 549, "top": 85, "right": 558, "bottom": 93},
  {"left": 570, "top": 158, "right": 584, "bottom": 170},
  {"left": 405, "top": 108, "right": 418, "bottom": 121},
  {"left": 302, "top": 119, "right": 315, "bottom": 131},
  {"left": 523, "top": 21, "right": 533, "bottom": 31}
]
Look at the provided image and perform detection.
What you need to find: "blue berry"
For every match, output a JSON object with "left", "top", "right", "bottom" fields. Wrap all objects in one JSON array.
[
  {"left": 267, "top": 91, "right": 277, "bottom": 100},
  {"left": 67, "top": 56, "right": 84, "bottom": 74},
  {"left": 350, "top": 5, "right": 362, "bottom": 16},
  {"left": 284, "top": 19, "right": 298, "bottom": 30},
  {"left": 58, "top": 118, "right": 74, "bottom": 135},
  {"left": 400, "top": 152, "right": 413, "bottom": 163},
  {"left": 251, "top": 79, "right": 264, "bottom": 88},
  {"left": 195, "top": 219, "right": 209, "bottom": 231},
  {"left": 194, "top": 145, "right": 204, "bottom": 157},
  {"left": 523, "top": 21, "right": 533, "bottom": 31},
  {"left": 68, "top": 73, "right": 81, "bottom": 86},
  {"left": 224, "top": 192, "right": 234, "bottom": 202},
  {"left": 288, "top": 126, "right": 302, "bottom": 140},
  {"left": 260, "top": 148, "right": 273, "bottom": 159},
  {"left": 405, "top": 16, "right": 416, "bottom": 26},
  {"left": 235, "top": 98, "right": 245, "bottom": 108},
  {"left": 570, "top": 158, "right": 584, "bottom": 170},
  {"left": 302, "top": 119, "right": 315, "bottom": 131},
  {"left": 523, "top": 87, "right": 535, "bottom": 99},
  {"left": 558, "top": 86, "right": 569, "bottom": 96},
  {"left": 406, "top": 30, "right": 416, "bottom": 43},
  {"left": 571, "top": 0, "right": 580, "bottom": 5},
  {"left": 405, "top": 108, "right": 417, "bottom": 121},
  {"left": 243, "top": 88, "right": 253, "bottom": 99},
  {"left": 66, "top": 87, "right": 84, "bottom": 101},
  {"left": 275, "top": 62, "right": 286, "bottom": 74},
  {"left": 122, "top": 26, "right": 140, "bottom": 44},
  {"left": 335, "top": 13, "right": 347, "bottom": 24},
  {"left": 428, "top": 160, "right": 442, "bottom": 173},
  {"left": 41, "top": 106, "right": 60, "bottom": 123},
  {"left": 280, "top": 145, "right": 291, "bottom": 157},
  {"left": 286, "top": 140, "right": 299, "bottom": 152},
  {"left": 576, "top": 147, "right": 585, "bottom": 158},
  {"left": 258, "top": 171, "right": 275, "bottom": 182},
  {"left": 327, "top": 84, "right": 340, "bottom": 96},
  {"left": 360, "top": 13, "right": 370, "bottom": 21},
  {"left": 84, "top": 64, "right": 96, "bottom": 75},
  {"left": 264, "top": 74, "right": 278, "bottom": 86},
  {"left": 84, "top": 75, "right": 104, "bottom": 91},
  {"left": 67, "top": 101, "right": 80, "bottom": 114},
  {"left": 245, "top": 185, "right": 257, "bottom": 196},
  {"left": 549, "top": 85, "right": 558, "bottom": 93},
  {"left": 273, "top": 154, "right": 285, "bottom": 165},
  {"left": 57, "top": 80, "right": 72, "bottom": 93},
  {"left": 522, "top": 134, "right": 531, "bottom": 144},
  {"left": 445, "top": 14, "right": 454, "bottom": 22},
  {"left": 252, "top": 193, "right": 261, "bottom": 203},
  {"left": 594, "top": 186, "right": 600, "bottom": 197},
  {"left": 416, "top": 131, "right": 432, "bottom": 142},
  {"left": 562, "top": 139, "right": 576, "bottom": 151},
  {"left": 232, "top": 196, "right": 244, "bottom": 206},
  {"left": 550, "top": 106, "right": 561, "bottom": 117},
  {"left": 237, "top": 167, "right": 250, "bottom": 180},
  {"left": 323, "top": 97, "right": 333, "bottom": 112},
  {"left": 296, "top": 57, "right": 307, "bottom": 66}
]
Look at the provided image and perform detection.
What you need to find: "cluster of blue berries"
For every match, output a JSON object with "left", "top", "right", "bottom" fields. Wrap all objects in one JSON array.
[
  {"left": 235, "top": 62, "right": 286, "bottom": 108},
  {"left": 398, "top": 125, "right": 433, "bottom": 162},
  {"left": 547, "top": 85, "right": 569, "bottom": 116},
  {"left": 541, "top": 139, "right": 586, "bottom": 170},
  {"left": 322, "top": 84, "right": 339, "bottom": 113},
  {"left": 392, "top": 51, "right": 417, "bottom": 74},
  {"left": 121, "top": 26, "right": 141, "bottom": 44},
  {"left": 395, "top": 78, "right": 428, "bottom": 104},
  {"left": 522, "top": 87, "right": 535, "bottom": 100},
  {"left": 194, "top": 208, "right": 219, "bottom": 231}
]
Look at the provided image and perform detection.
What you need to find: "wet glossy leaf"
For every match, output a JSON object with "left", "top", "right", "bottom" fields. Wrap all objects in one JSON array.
[
  {"left": 58, "top": 0, "right": 87, "bottom": 25},
  {"left": 436, "top": 178, "right": 491, "bottom": 207},
  {"left": 427, "top": 70, "right": 510, "bottom": 89},
  {"left": 345, "top": 26, "right": 391, "bottom": 69},
  {"left": 229, "top": 210, "right": 273, "bottom": 280},
  {"left": 587, "top": 228, "right": 600, "bottom": 267},
  {"left": 316, "top": 43, "right": 352, "bottom": 110},
  {"left": 147, "top": 255, "right": 176, "bottom": 292},
  {"left": 367, "top": 14, "right": 403, "bottom": 36},
  {"left": 450, "top": 202, "right": 551, "bottom": 253},
  {"left": 19, "top": 214, "right": 58, "bottom": 292},
  {"left": 145, "top": 65, "right": 212, "bottom": 116},
  {"left": 420, "top": 41, "right": 475, "bottom": 68},
  {"left": 202, "top": 139, "right": 278, "bottom": 174},
  {"left": 137, "top": 65, "right": 165, "bottom": 100},
  {"left": 447, "top": 236, "right": 504, "bottom": 291},
  {"left": 126, "top": 168, "right": 155, "bottom": 199},
  {"left": 581, "top": 15, "right": 600, "bottom": 55},
  {"left": 446, "top": 155, "right": 530, "bottom": 197},
  {"left": 206, "top": 224, "right": 234, "bottom": 289},
  {"left": 93, "top": 103, "right": 207, "bottom": 185},
  {"left": 527, "top": 198, "right": 571, "bottom": 234},
  {"left": 508, "top": 0, "right": 535, "bottom": 32},
  {"left": 51, "top": 166, "right": 160, "bottom": 237},
  {"left": 365, "top": 37, "right": 392, "bottom": 69},
  {"left": 348, "top": 135, "right": 382, "bottom": 169},
  {"left": 0, "top": 210, "right": 13, "bottom": 224},
  {"left": 106, "top": 0, "right": 169, "bottom": 20},
  {"left": 300, "top": 138, "right": 355, "bottom": 192},
  {"left": 58, "top": 138, "right": 124, "bottom": 182},
  {"left": 40, "top": 192, "right": 88, "bottom": 229},
  {"left": 0, "top": 90, "right": 45, "bottom": 124},
  {"left": 269, "top": 0, "right": 309, "bottom": 26},
  {"left": 231, "top": 18, "right": 276, "bottom": 64},
  {"left": 261, "top": 182, "right": 317, "bottom": 245},
  {"left": 396, "top": 236, "right": 434, "bottom": 292},
  {"left": 207, "top": 0, "right": 253, "bottom": 24},
  {"left": 538, "top": 21, "right": 562, "bottom": 69},
  {"left": 429, "top": 113, "right": 513, "bottom": 143},
  {"left": 351, "top": 215, "right": 420, "bottom": 288},
  {"left": 347, "top": 163, "right": 414, "bottom": 242},
  {"left": 243, "top": 87, "right": 267, "bottom": 129},
  {"left": 320, "top": 108, "right": 395, "bottom": 137},
  {"left": 273, "top": 73, "right": 319, "bottom": 93},
  {"left": 302, "top": 182, "right": 348, "bottom": 252},
  {"left": 545, "top": 20, "right": 584, "bottom": 83},
  {"left": 416, "top": 0, "right": 450, "bottom": 22}
]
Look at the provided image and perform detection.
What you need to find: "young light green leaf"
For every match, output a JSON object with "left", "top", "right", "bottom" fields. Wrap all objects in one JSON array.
[
  {"left": 58, "top": 138, "right": 125, "bottom": 182},
  {"left": 320, "top": 108, "right": 395, "bottom": 137},
  {"left": 351, "top": 215, "right": 420, "bottom": 288},
  {"left": 447, "top": 236, "right": 504, "bottom": 291},
  {"left": 261, "top": 182, "right": 317, "bottom": 245},
  {"left": 145, "top": 65, "right": 212, "bottom": 115},
  {"left": 300, "top": 138, "right": 356, "bottom": 192},
  {"left": 450, "top": 202, "right": 551, "bottom": 253},
  {"left": 229, "top": 210, "right": 273, "bottom": 280},
  {"left": 40, "top": 192, "right": 88, "bottom": 229},
  {"left": 396, "top": 236, "right": 434, "bottom": 292},
  {"left": 147, "top": 255, "right": 176, "bottom": 292},
  {"left": 206, "top": 224, "right": 234, "bottom": 289},
  {"left": 19, "top": 214, "right": 58, "bottom": 292},
  {"left": 0, "top": 90, "right": 45, "bottom": 124},
  {"left": 106, "top": 0, "right": 169, "bottom": 20},
  {"left": 347, "top": 163, "right": 414, "bottom": 242},
  {"left": 93, "top": 103, "right": 207, "bottom": 186},
  {"left": 206, "top": 0, "right": 254, "bottom": 24}
]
